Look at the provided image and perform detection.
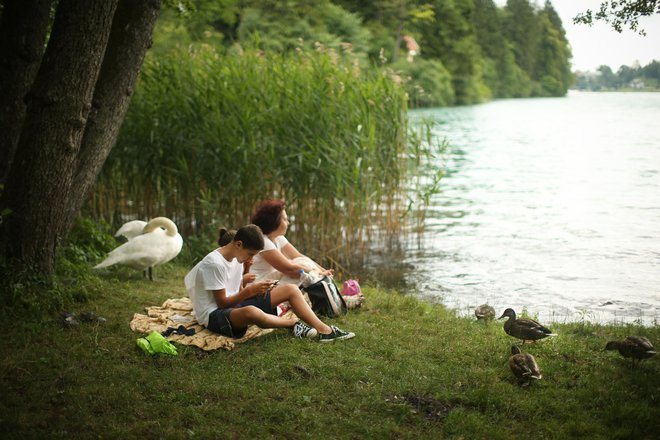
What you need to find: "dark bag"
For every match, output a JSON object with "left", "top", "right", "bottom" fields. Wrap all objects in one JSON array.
[{"left": 303, "top": 276, "right": 347, "bottom": 318}]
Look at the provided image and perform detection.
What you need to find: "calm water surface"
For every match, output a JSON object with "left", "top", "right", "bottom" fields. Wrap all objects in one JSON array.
[{"left": 397, "top": 92, "right": 660, "bottom": 325}]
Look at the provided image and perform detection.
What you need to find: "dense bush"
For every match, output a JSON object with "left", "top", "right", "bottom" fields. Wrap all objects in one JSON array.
[
  {"left": 391, "top": 58, "right": 455, "bottom": 107},
  {"left": 0, "top": 217, "right": 114, "bottom": 313}
]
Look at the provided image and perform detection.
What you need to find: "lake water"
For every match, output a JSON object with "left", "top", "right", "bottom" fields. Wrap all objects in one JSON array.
[{"left": 381, "top": 92, "right": 660, "bottom": 326}]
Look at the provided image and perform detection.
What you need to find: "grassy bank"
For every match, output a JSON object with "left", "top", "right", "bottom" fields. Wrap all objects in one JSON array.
[{"left": 1, "top": 265, "right": 658, "bottom": 439}]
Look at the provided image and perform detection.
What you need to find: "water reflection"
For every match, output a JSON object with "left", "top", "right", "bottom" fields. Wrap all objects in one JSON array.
[{"left": 362, "top": 92, "right": 660, "bottom": 326}]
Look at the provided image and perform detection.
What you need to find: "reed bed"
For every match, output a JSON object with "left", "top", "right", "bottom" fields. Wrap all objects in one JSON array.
[{"left": 88, "top": 44, "right": 442, "bottom": 270}]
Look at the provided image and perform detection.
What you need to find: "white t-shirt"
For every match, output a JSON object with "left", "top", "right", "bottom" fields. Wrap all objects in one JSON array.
[
  {"left": 184, "top": 249, "right": 243, "bottom": 327},
  {"left": 249, "top": 235, "right": 289, "bottom": 280}
]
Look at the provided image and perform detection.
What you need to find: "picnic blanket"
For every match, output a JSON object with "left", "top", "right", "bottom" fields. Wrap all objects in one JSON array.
[
  {"left": 130, "top": 290, "right": 364, "bottom": 351},
  {"left": 130, "top": 297, "right": 292, "bottom": 351}
]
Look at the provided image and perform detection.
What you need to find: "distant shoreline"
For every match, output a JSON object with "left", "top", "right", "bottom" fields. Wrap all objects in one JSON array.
[{"left": 569, "top": 88, "right": 660, "bottom": 93}]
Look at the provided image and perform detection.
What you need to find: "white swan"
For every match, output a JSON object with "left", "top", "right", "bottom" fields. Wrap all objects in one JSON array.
[
  {"left": 114, "top": 220, "right": 147, "bottom": 241},
  {"left": 95, "top": 217, "right": 183, "bottom": 280}
]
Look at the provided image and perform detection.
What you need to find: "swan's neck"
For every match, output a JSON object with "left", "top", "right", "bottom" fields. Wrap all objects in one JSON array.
[{"left": 143, "top": 217, "right": 178, "bottom": 236}]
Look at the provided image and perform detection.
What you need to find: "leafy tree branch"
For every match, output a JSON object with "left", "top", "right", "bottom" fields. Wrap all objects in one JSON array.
[{"left": 574, "top": 0, "right": 660, "bottom": 35}]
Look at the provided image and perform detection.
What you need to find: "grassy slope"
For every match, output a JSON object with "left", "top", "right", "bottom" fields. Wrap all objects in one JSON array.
[{"left": 1, "top": 264, "right": 658, "bottom": 439}]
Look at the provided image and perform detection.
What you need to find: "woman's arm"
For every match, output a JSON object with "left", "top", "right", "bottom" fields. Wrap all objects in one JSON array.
[
  {"left": 260, "top": 248, "right": 309, "bottom": 278},
  {"left": 280, "top": 242, "right": 333, "bottom": 276},
  {"left": 280, "top": 242, "right": 304, "bottom": 260}
]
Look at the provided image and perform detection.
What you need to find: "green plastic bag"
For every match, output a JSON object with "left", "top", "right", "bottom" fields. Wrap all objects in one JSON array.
[{"left": 137, "top": 331, "right": 178, "bottom": 356}]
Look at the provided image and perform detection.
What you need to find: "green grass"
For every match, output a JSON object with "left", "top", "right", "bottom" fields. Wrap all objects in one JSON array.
[{"left": 1, "top": 264, "right": 658, "bottom": 439}]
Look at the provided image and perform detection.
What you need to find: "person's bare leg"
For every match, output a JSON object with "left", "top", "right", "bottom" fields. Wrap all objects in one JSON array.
[
  {"left": 229, "top": 306, "right": 296, "bottom": 330},
  {"left": 270, "top": 285, "right": 332, "bottom": 334}
]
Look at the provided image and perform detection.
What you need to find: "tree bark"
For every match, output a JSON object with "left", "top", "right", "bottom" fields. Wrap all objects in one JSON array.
[
  {"left": 2, "top": 0, "right": 119, "bottom": 273},
  {"left": 0, "top": 0, "right": 54, "bottom": 183},
  {"left": 64, "top": 0, "right": 161, "bottom": 239}
]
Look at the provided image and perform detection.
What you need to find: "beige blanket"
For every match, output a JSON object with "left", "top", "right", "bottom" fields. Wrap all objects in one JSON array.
[
  {"left": 130, "top": 291, "right": 365, "bottom": 351},
  {"left": 130, "top": 297, "right": 289, "bottom": 351}
]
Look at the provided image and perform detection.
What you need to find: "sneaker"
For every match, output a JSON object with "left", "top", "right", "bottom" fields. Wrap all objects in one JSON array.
[
  {"left": 293, "top": 321, "right": 318, "bottom": 339},
  {"left": 319, "top": 325, "right": 355, "bottom": 343}
]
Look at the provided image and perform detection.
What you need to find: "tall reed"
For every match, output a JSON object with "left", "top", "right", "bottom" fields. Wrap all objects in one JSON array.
[{"left": 88, "top": 44, "right": 442, "bottom": 271}]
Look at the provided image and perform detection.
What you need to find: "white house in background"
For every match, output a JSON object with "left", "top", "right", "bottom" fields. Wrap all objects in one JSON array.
[{"left": 629, "top": 78, "right": 645, "bottom": 89}]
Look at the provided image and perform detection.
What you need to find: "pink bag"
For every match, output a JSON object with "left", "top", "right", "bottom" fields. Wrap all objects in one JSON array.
[{"left": 341, "top": 279, "right": 361, "bottom": 296}]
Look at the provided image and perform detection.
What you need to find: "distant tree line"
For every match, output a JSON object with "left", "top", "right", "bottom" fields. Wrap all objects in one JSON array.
[
  {"left": 573, "top": 60, "right": 660, "bottom": 91},
  {"left": 154, "top": 0, "right": 573, "bottom": 106}
]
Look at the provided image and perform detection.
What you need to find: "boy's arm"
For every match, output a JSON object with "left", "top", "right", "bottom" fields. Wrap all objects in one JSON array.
[
  {"left": 242, "top": 273, "right": 257, "bottom": 287},
  {"left": 213, "top": 280, "right": 274, "bottom": 308}
]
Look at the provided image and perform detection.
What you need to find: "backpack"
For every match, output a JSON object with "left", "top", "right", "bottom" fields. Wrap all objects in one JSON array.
[{"left": 303, "top": 276, "right": 347, "bottom": 318}]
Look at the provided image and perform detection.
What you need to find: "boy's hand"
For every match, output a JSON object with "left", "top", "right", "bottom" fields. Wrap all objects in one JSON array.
[{"left": 251, "top": 280, "right": 274, "bottom": 296}]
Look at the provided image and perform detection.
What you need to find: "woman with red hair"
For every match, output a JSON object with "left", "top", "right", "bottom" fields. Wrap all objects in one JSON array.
[
  {"left": 249, "top": 199, "right": 333, "bottom": 285},
  {"left": 249, "top": 199, "right": 354, "bottom": 342}
]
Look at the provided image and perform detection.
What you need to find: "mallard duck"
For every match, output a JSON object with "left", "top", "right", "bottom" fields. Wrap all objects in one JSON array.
[
  {"left": 605, "top": 336, "right": 656, "bottom": 368},
  {"left": 94, "top": 217, "right": 183, "bottom": 280},
  {"left": 475, "top": 304, "right": 496, "bottom": 321},
  {"left": 498, "top": 308, "right": 556, "bottom": 344},
  {"left": 509, "top": 345, "right": 542, "bottom": 386}
]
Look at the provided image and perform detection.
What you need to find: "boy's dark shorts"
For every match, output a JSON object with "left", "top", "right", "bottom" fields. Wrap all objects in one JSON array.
[{"left": 207, "top": 291, "right": 277, "bottom": 339}]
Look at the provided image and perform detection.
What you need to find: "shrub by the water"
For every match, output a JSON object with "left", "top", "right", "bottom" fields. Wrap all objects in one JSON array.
[{"left": 391, "top": 58, "right": 455, "bottom": 108}]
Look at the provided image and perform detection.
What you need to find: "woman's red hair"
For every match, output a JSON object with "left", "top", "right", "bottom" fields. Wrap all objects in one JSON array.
[{"left": 250, "top": 199, "right": 285, "bottom": 235}]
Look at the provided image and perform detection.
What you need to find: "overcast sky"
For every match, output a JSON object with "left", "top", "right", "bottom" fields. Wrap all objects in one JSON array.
[{"left": 495, "top": 0, "right": 660, "bottom": 71}]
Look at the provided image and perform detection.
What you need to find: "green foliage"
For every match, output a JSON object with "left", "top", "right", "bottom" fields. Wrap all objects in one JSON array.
[
  {"left": 176, "top": 225, "right": 217, "bottom": 267},
  {"left": 573, "top": 59, "right": 660, "bottom": 91},
  {"left": 504, "top": 0, "right": 540, "bottom": 77},
  {"left": 535, "top": 2, "right": 573, "bottom": 96},
  {"left": 643, "top": 60, "right": 660, "bottom": 78},
  {"left": 235, "top": 0, "right": 372, "bottom": 58},
  {"left": 0, "top": 263, "right": 55, "bottom": 316},
  {"left": 473, "top": 0, "right": 511, "bottom": 98},
  {"left": 573, "top": 0, "right": 660, "bottom": 35},
  {"left": 539, "top": 75, "right": 564, "bottom": 96},
  {"left": 91, "top": 44, "right": 435, "bottom": 269},
  {"left": 148, "top": 0, "right": 573, "bottom": 107},
  {"left": 59, "top": 217, "right": 116, "bottom": 269},
  {"left": 490, "top": 0, "right": 572, "bottom": 98},
  {"left": 391, "top": 58, "right": 455, "bottom": 107},
  {"left": 415, "top": 0, "right": 488, "bottom": 105},
  {"left": 0, "top": 218, "right": 115, "bottom": 314}
]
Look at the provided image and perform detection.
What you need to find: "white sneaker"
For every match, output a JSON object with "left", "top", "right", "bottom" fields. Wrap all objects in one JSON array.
[{"left": 293, "top": 321, "right": 318, "bottom": 339}]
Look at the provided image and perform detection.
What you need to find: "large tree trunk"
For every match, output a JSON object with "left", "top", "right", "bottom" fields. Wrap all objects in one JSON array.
[
  {"left": 1, "top": 0, "right": 161, "bottom": 276},
  {"left": 1, "top": 0, "right": 119, "bottom": 273},
  {"left": 64, "top": 0, "right": 161, "bottom": 240},
  {"left": 0, "top": 0, "right": 55, "bottom": 183}
]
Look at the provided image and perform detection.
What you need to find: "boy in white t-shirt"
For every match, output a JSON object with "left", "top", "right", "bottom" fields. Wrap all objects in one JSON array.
[{"left": 185, "top": 224, "right": 354, "bottom": 342}]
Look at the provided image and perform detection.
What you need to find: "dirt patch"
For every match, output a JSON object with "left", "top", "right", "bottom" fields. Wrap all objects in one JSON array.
[{"left": 388, "top": 393, "right": 481, "bottom": 423}]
